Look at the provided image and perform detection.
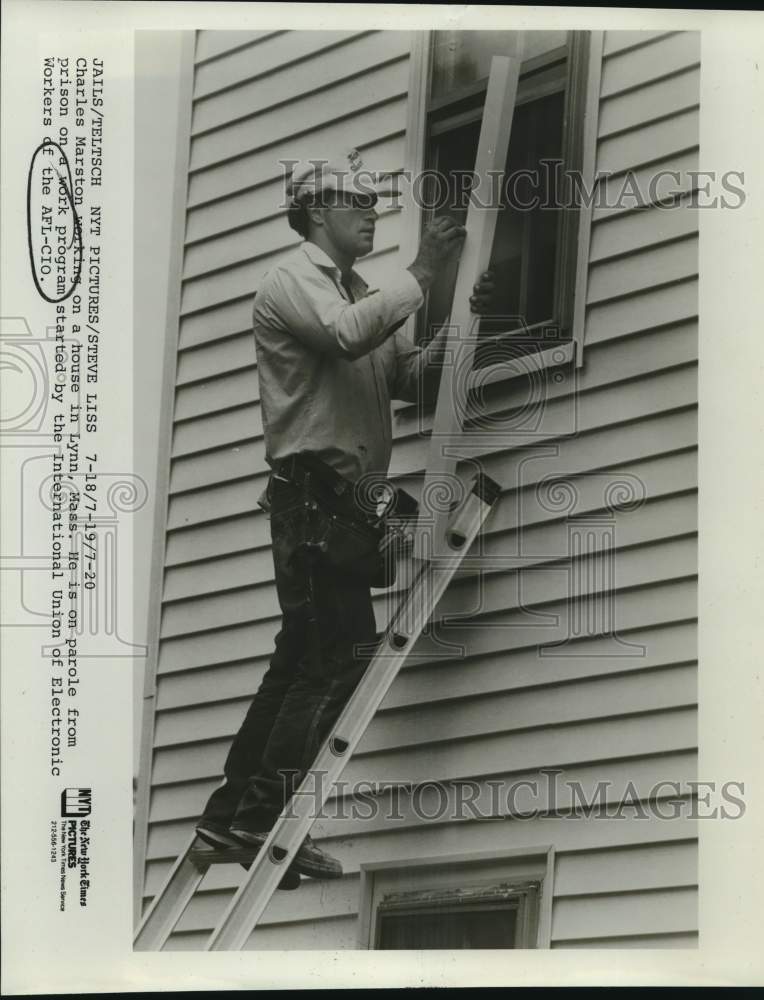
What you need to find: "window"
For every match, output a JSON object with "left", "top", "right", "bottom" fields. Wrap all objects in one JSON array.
[
  {"left": 359, "top": 848, "right": 553, "bottom": 950},
  {"left": 376, "top": 882, "right": 540, "bottom": 950},
  {"left": 417, "top": 31, "right": 592, "bottom": 366}
]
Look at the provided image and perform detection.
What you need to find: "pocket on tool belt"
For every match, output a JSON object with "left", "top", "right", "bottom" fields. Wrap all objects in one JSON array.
[
  {"left": 315, "top": 507, "right": 383, "bottom": 571},
  {"left": 304, "top": 502, "right": 392, "bottom": 588}
]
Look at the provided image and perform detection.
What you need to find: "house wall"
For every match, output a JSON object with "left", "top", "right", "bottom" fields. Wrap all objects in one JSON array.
[
  {"left": 134, "top": 30, "right": 191, "bottom": 774},
  {"left": 135, "top": 28, "right": 699, "bottom": 950}
]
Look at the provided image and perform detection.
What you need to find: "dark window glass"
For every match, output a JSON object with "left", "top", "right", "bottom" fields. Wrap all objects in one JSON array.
[
  {"left": 378, "top": 905, "right": 519, "bottom": 949},
  {"left": 422, "top": 89, "right": 565, "bottom": 343}
]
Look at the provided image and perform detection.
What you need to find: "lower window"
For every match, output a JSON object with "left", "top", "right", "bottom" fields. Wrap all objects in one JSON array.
[
  {"left": 360, "top": 848, "right": 552, "bottom": 950},
  {"left": 376, "top": 882, "right": 539, "bottom": 949}
]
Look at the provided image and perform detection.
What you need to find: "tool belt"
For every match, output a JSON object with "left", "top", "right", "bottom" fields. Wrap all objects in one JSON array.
[{"left": 265, "top": 452, "right": 418, "bottom": 588}]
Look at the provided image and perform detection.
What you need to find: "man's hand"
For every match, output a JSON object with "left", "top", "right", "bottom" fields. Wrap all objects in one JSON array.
[
  {"left": 407, "top": 216, "right": 466, "bottom": 292},
  {"left": 417, "top": 266, "right": 497, "bottom": 401},
  {"left": 469, "top": 269, "right": 495, "bottom": 315}
]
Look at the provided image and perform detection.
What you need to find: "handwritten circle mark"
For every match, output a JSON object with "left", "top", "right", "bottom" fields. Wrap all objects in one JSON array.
[{"left": 26, "top": 139, "right": 83, "bottom": 303}]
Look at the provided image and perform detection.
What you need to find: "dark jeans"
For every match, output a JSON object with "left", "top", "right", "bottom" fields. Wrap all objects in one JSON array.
[{"left": 201, "top": 474, "right": 379, "bottom": 832}]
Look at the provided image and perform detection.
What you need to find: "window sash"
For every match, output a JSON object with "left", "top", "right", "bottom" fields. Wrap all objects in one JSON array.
[
  {"left": 428, "top": 30, "right": 567, "bottom": 108},
  {"left": 427, "top": 42, "right": 569, "bottom": 119},
  {"left": 415, "top": 32, "right": 592, "bottom": 352},
  {"left": 400, "top": 31, "right": 602, "bottom": 371},
  {"left": 423, "top": 93, "right": 567, "bottom": 343},
  {"left": 358, "top": 847, "right": 555, "bottom": 949},
  {"left": 374, "top": 882, "right": 540, "bottom": 949}
]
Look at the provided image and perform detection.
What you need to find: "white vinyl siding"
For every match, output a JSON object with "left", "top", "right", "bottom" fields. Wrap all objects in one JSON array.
[{"left": 136, "top": 28, "right": 699, "bottom": 951}]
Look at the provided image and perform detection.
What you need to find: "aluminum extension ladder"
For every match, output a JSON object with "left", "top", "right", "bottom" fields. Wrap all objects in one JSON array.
[{"left": 134, "top": 472, "right": 500, "bottom": 951}]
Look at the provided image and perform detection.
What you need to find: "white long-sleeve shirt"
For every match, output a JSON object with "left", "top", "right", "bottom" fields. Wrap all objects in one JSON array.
[{"left": 253, "top": 240, "right": 426, "bottom": 483}]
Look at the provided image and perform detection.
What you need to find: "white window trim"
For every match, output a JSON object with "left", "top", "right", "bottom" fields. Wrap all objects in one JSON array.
[
  {"left": 357, "top": 845, "right": 555, "bottom": 950},
  {"left": 571, "top": 30, "right": 604, "bottom": 369},
  {"left": 398, "top": 30, "right": 605, "bottom": 375}
]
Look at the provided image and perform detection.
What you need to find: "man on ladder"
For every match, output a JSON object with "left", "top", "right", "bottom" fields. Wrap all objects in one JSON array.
[{"left": 194, "top": 148, "right": 495, "bottom": 887}]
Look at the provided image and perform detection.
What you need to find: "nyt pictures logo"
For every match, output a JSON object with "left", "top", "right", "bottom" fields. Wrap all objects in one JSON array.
[{"left": 61, "top": 787, "right": 91, "bottom": 817}]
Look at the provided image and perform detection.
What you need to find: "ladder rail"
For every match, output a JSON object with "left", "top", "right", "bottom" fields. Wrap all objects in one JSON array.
[
  {"left": 133, "top": 831, "right": 205, "bottom": 951},
  {"left": 415, "top": 50, "right": 522, "bottom": 561},
  {"left": 206, "top": 474, "right": 498, "bottom": 951}
]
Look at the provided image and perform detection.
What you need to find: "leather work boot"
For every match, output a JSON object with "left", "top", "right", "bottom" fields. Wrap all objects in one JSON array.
[
  {"left": 195, "top": 819, "right": 301, "bottom": 890},
  {"left": 228, "top": 825, "right": 343, "bottom": 880}
]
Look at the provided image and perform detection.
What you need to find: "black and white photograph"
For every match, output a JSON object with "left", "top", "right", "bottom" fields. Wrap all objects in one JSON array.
[
  {"left": 2, "top": 1, "right": 763, "bottom": 992},
  {"left": 133, "top": 21, "right": 706, "bottom": 953}
]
